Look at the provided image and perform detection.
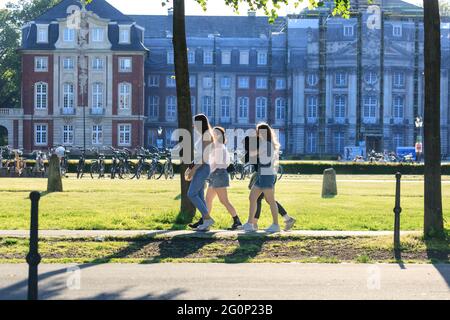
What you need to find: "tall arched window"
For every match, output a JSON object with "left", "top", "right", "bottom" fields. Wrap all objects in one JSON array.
[
  {"left": 149, "top": 96, "right": 159, "bottom": 120},
  {"left": 238, "top": 97, "right": 249, "bottom": 120},
  {"left": 256, "top": 97, "right": 267, "bottom": 120},
  {"left": 393, "top": 96, "right": 404, "bottom": 119},
  {"left": 201, "top": 96, "right": 213, "bottom": 117},
  {"left": 334, "top": 95, "right": 346, "bottom": 119},
  {"left": 363, "top": 96, "right": 377, "bottom": 121},
  {"left": 220, "top": 96, "right": 231, "bottom": 119},
  {"left": 92, "top": 83, "right": 103, "bottom": 109},
  {"left": 275, "top": 98, "right": 286, "bottom": 121},
  {"left": 63, "top": 83, "right": 74, "bottom": 109},
  {"left": 119, "top": 82, "right": 131, "bottom": 109},
  {"left": 166, "top": 96, "right": 177, "bottom": 121},
  {"left": 35, "top": 82, "right": 48, "bottom": 109},
  {"left": 306, "top": 96, "right": 317, "bottom": 119}
]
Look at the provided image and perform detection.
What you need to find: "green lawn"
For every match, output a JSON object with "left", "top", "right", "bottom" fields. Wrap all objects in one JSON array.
[{"left": 0, "top": 175, "right": 449, "bottom": 231}]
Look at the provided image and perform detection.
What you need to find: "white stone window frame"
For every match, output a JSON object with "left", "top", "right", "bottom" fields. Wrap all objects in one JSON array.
[
  {"left": 238, "top": 96, "right": 249, "bottom": 120},
  {"left": 36, "top": 24, "right": 49, "bottom": 43},
  {"left": 187, "top": 49, "right": 196, "bottom": 64},
  {"left": 34, "top": 82, "right": 48, "bottom": 110},
  {"left": 238, "top": 76, "right": 250, "bottom": 89},
  {"left": 91, "top": 27, "right": 105, "bottom": 42},
  {"left": 255, "top": 97, "right": 267, "bottom": 119},
  {"left": 257, "top": 51, "right": 268, "bottom": 65},
  {"left": 63, "top": 57, "right": 75, "bottom": 70},
  {"left": 118, "top": 124, "right": 132, "bottom": 147},
  {"left": 335, "top": 72, "right": 347, "bottom": 87},
  {"left": 343, "top": 25, "right": 354, "bottom": 37},
  {"left": 306, "top": 95, "right": 318, "bottom": 119},
  {"left": 62, "top": 124, "right": 74, "bottom": 146},
  {"left": 167, "top": 50, "right": 174, "bottom": 65},
  {"left": 166, "top": 75, "right": 176, "bottom": 88},
  {"left": 118, "top": 82, "right": 132, "bottom": 110},
  {"left": 307, "top": 73, "right": 318, "bottom": 87},
  {"left": 256, "top": 77, "right": 268, "bottom": 90},
  {"left": 220, "top": 76, "right": 231, "bottom": 89},
  {"left": 393, "top": 24, "right": 402, "bottom": 37},
  {"left": 221, "top": 50, "right": 231, "bottom": 65},
  {"left": 63, "top": 27, "right": 75, "bottom": 42},
  {"left": 239, "top": 50, "right": 249, "bottom": 65},
  {"left": 393, "top": 71, "right": 405, "bottom": 87},
  {"left": 166, "top": 96, "right": 177, "bottom": 121},
  {"left": 92, "top": 57, "right": 104, "bottom": 71},
  {"left": 62, "top": 82, "right": 75, "bottom": 109},
  {"left": 34, "top": 123, "right": 48, "bottom": 146},
  {"left": 203, "top": 50, "right": 213, "bottom": 65},
  {"left": 148, "top": 75, "right": 160, "bottom": 87},
  {"left": 148, "top": 96, "right": 160, "bottom": 119},
  {"left": 34, "top": 56, "right": 48, "bottom": 72},
  {"left": 275, "top": 78, "right": 286, "bottom": 90},
  {"left": 118, "top": 57, "right": 132, "bottom": 73},
  {"left": 220, "top": 96, "right": 231, "bottom": 119},
  {"left": 201, "top": 96, "right": 213, "bottom": 117},
  {"left": 202, "top": 76, "right": 213, "bottom": 89},
  {"left": 275, "top": 98, "right": 286, "bottom": 121},
  {"left": 119, "top": 25, "right": 131, "bottom": 44},
  {"left": 91, "top": 82, "right": 104, "bottom": 109},
  {"left": 189, "top": 75, "right": 196, "bottom": 88},
  {"left": 92, "top": 125, "right": 103, "bottom": 145}
]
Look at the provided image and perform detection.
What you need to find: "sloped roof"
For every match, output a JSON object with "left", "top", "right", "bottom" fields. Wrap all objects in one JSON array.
[{"left": 34, "top": 0, "right": 133, "bottom": 23}]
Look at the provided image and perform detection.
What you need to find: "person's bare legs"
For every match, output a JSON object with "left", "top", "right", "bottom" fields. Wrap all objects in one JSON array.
[
  {"left": 248, "top": 186, "right": 263, "bottom": 224},
  {"left": 206, "top": 187, "right": 217, "bottom": 215},
  {"left": 215, "top": 188, "right": 238, "bottom": 218},
  {"left": 260, "top": 188, "right": 279, "bottom": 226}
]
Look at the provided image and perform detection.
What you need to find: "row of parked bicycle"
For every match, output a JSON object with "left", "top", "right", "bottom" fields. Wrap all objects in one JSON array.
[{"left": 0, "top": 145, "right": 283, "bottom": 181}]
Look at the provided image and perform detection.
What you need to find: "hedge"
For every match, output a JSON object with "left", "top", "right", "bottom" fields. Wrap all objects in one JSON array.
[{"left": 2, "top": 159, "right": 449, "bottom": 175}]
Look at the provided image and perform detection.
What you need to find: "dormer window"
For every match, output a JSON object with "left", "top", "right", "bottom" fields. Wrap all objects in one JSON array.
[
  {"left": 393, "top": 25, "right": 402, "bottom": 37},
  {"left": 119, "top": 26, "right": 131, "bottom": 44},
  {"left": 36, "top": 25, "right": 48, "bottom": 43},
  {"left": 91, "top": 28, "right": 104, "bottom": 42},
  {"left": 63, "top": 28, "right": 75, "bottom": 42}
]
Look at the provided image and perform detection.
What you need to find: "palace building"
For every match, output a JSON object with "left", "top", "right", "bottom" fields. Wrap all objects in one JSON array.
[{"left": 1, "top": 0, "right": 450, "bottom": 157}]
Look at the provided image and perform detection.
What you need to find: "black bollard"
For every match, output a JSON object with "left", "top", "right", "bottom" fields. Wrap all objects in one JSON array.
[
  {"left": 26, "top": 191, "right": 41, "bottom": 300},
  {"left": 393, "top": 172, "right": 402, "bottom": 250}
]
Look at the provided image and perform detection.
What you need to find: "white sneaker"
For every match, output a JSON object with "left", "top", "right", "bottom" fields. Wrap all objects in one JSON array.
[
  {"left": 243, "top": 222, "right": 256, "bottom": 232},
  {"left": 196, "top": 218, "right": 215, "bottom": 231},
  {"left": 284, "top": 217, "right": 296, "bottom": 231},
  {"left": 265, "top": 224, "right": 281, "bottom": 233},
  {"left": 254, "top": 223, "right": 259, "bottom": 231}
]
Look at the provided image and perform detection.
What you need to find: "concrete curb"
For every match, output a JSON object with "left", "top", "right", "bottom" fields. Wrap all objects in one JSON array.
[{"left": 0, "top": 229, "right": 422, "bottom": 239}]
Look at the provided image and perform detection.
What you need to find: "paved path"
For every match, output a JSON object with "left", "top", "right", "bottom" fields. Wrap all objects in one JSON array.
[
  {"left": 0, "top": 229, "right": 421, "bottom": 239},
  {"left": 0, "top": 263, "right": 448, "bottom": 300}
]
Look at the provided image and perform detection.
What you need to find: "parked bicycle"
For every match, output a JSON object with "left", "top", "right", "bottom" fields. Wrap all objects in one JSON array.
[
  {"left": 76, "top": 147, "right": 87, "bottom": 179},
  {"left": 90, "top": 149, "right": 106, "bottom": 179},
  {"left": 161, "top": 148, "right": 174, "bottom": 179}
]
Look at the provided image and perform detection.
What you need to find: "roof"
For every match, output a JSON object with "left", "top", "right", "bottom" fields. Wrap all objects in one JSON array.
[{"left": 34, "top": 0, "right": 133, "bottom": 23}]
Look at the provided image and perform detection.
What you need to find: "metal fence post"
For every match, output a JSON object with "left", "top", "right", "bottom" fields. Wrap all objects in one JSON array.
[
  {"left": 26, "top": 191, "right": 41, "bottom": 300},
  {"left": 393, "top": 172, "right": 402, "bottom": 250}
]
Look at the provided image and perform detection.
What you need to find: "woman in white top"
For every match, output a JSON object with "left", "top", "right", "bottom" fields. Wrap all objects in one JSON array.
[{"left": 189, "top": 127, "right": 242, "bottom": 231}]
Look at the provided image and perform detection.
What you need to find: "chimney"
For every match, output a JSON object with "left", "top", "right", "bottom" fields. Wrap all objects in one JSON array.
[{"left": 248, "top": 10, "right": 256, "bottom": 17}]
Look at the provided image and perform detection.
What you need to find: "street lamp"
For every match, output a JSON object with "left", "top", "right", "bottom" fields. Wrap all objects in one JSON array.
[{"left": 415, "top": 116, "right": 424, "bottom": 162}]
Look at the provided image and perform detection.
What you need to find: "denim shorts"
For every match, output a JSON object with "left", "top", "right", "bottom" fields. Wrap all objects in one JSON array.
[
  {"left": 254, "top": 173, "right": 276, "bottom": 189},
  {"left": 208, "top": 169, "right": 230, "bottom": 188}
]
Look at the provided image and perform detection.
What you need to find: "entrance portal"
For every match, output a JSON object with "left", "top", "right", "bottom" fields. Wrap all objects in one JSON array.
[
  {"left": 366, "top": 135, "right": 382, "bottom": 154},
  {"left": 0, "top": 126, "right": 8, "bottom": 146}
]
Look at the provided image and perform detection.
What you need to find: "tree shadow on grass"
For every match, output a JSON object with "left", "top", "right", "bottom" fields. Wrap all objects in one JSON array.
[
  {"left": 424, "top": 229, "right": 449, "bottom": 288},
  {"left": 217, "top": 234, "right": 268, "bottom": 263}
]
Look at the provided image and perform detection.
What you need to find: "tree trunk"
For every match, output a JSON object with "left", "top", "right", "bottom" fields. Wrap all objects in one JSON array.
[
  {"left": 423, "top": 0, "right": 444, "bottom": 238},
  {"left": 173, "top": 0, "right": 196, "bottom": 220},
  {"left": 47, "top": 154, "right": 63, "bottom": 193}
]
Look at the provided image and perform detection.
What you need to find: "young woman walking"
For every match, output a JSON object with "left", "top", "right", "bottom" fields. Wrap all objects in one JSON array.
[
  {"left": 189, "top": 127, "right": 242, "bottom": 230},
  {"left": 243, "top": 123, "right": 282, "bottom": 233},
  {"left": 186, "top": 114, "right": 215, "bottom": 231}
]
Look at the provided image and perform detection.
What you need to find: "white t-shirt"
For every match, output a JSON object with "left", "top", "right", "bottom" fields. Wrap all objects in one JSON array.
[{"left": 209, "top": 143, "right": 231, "bottom": 173}]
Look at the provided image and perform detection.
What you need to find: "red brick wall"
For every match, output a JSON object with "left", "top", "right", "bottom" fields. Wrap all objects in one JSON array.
[
  {"left": 13, "top": 120, "right": 18, "bottom": 149},
  {"left": 112, "top": 55, "right": 144, "bottom": 116},
  {"left": 112, "top": 120, "right": 142, "bottom": 148},
  {"left": 22, "top": 54, "right": 54, "bottom": 115}
]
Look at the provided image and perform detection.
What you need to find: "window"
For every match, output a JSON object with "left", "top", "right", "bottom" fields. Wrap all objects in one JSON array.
[
  {"left": 36, "top": 25, "right": 48, "bottom": 43},
  {"left": 343, "top": 25, "right": 354, "bottom": 37},
  {"left": 166, "top": 96, "right": 177, "bottom": 121},
  {"left": 307, "top": 132, "right": 317, "bottom": 153},
  {"left": 365, "top": 71, "right": 377, "bottom": 85},
  {"left": 220, "top": 96, "right": 231, "bottom": 119},
  {"left": 63, "top": 57, "right": 74, "bottom": 70},
  {"left": 275, "top": 78, "right": 286, "bottom": 90},
  {"left": 191, "top": 96, "right": 196, "bottom": 114},
  {"left": 91, "top": 28, "right": 104, "bottom": 42},
  {"left": 63, "top": 83, "right": 74, "bottom": 109},
  {"left": 239, "top": 50, "right": 249, "bottom": 65},
  {"left": 256, "top": 77, "right": 268, "bottom": 89},
  {"left": 149, "top": 96, "right": 159, "bottom": 119},
  {"left": 92, "top": 57, "right": 104, "bottom": 71},
  {"left": 119, "top": 57, "right": 132, "bottom": 72},
  {"left": 148, "top": 75, "right": 159, "bottom": 87},
  {"left": 35, "top": 57, "right": 48, "bottom": 72},
  {"left": 166, "top": 128, "right": 175, "bottom": 147},
  {"left": 119, "top": 27, "right": 130, "bottom": 43},
  {"left": 393, "top": 96, "right": 404, "bottom": 119},
  {"left": 275, "top": 98, "right": 285, "bottom": 121},
  {"left": 393, "top": 71, "right": 405, "bottom": 87},
  {"left": 257, "top": 51, "right": 267, "bottom": 65},
  {"left": 393, "top": 25, "right": 402, "bottom": 37},
  {"left": 220, "top": 76, "right": 231, "bottom": 89},
  {"left": 221, "top": 50, "right": 231, "bottom": 65},
  {"left": 203, "top": 50, "right": 213, "bottom": 64},
  {"left": 189, "top": 75, "right": 196, "bottom": 88},
  {"left": 166, "top": 75, "right": 176, "bottom": 87},
  {"left": 118, "top": 124, "right": 131, "bottom": 146},
  {"left": 35, "top": 82, "right": 48, "bottom": 109},
  {"left": 92, "top": 125, "right": 103, "bottom": 145},
  {"left": 334, "top": 132, "right": 344, "bottom": 154},
  {"left": 307, "top": 73, "right": 318, "bottom": 86},
  {"left": 334, "top": 95, "right": 346, "bottom": 119},
  {"left": 363, "top": 96, "right": 377, "bottom": 120},
  {"left": 35, "top": 124, "right": 47, "bottom": 145},
  {"left": 63, "top": 125, "right": 74, "bottom": 145},
  {"left": 335, "top": 72, "right": 347, "bottom": 86},
  {"left": 202, "top": 76, "right": 213, "bottom": 89},
  {"left": 188, "top": 49, "right": 195, "bottom": 64},
  {"left": 393, "top": 134, "right": 403, "bottom": 149},
  {"left": 167, "top": 50, "right": 174, "bottom": 64},
  {"left": 307, "top": 96, "right": 318, "bottom": 119},
  {"left": 256, "top": 97, "right": 267, "bottom": 120},
  {"left": 201, "top": 96, "right": 213, "bottom": 117},
  {"left": 238, "top": 76, "right": 249, "bottom": 89},
  {"left": 63, "top": 28, "right": 75, "bottom": 42},
  {"left": 92, "top": 83, "right": 103, "bottom": 109},
  {"left": 119, "top": 83, "right": 131, "bottom": 109},
  {"left": 238, "top": 97, "right": 249, "bottom": 119}
]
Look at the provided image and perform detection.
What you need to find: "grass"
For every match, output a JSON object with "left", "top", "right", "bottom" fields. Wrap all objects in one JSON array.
[
  {"left": 0, "top": 234, "right": 447, "bottom": 264},
  {"left": 0, "top": 174, "right": 449, "bottom": 231}
]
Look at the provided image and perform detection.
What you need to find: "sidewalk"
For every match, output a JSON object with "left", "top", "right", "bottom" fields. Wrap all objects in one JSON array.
[
  {"left": 0, "top": 229, "right": 421, "bottom": 239},
  {"left": 0, "top": 263, "right": 448, "bottom": 300}
]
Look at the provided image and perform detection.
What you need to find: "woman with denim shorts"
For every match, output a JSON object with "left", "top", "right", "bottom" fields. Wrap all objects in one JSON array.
[
  {"left": 186, "top": 114, "right": 215, "bottom": 231},
  {"left": 189, "top": 127, "right": 242, "bottom": 230},
  {"left": 242, "top": 123, "right": 282, "bottom": 233}
]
